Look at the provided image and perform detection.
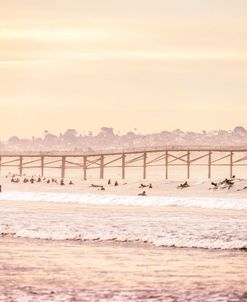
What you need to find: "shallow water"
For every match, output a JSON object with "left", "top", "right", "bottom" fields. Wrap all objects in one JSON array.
[
  {"left": 1, "top": 190, "right": 247, "bottom": 211},
  {"left": 0, "top": 198, "right": 247, "bottom": 301},
  {"left": 0, "top": 200, "right": 247, "bottom": 250},
  {"left": 0, "top": 238, "right": 247, "bottom": 301}
]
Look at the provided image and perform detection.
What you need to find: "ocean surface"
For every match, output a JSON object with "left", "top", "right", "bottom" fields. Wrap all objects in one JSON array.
[
  {"left": 1, "top": 191, "right": 247, "bottom": 250},
  {"left": 0, "top": 191, "right": 247, "bottom": 301}
]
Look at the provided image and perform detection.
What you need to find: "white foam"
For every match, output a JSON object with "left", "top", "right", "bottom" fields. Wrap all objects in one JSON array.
[
  {"left": 1, "top": 229, "right": 246, "bottom": 250},
  {"left": 0, "top": 191, "right": 247, "bottom": 211},
  {"left": 1, "top": 191, "right": 247, "bottom": 250}
]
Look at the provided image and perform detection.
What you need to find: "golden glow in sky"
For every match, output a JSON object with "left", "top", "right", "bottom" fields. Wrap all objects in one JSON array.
[{"left": 0, "top": 0, "right": 247, "bottom": 139}]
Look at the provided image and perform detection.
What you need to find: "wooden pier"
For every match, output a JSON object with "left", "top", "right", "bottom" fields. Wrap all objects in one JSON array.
[{"left": 0, "top": 146, "right": 247, "bottom": 179}]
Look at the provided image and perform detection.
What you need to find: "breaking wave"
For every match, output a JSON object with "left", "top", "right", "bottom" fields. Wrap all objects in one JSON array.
[
  {"left": 1, "top": 191, "right": 247, "bottom": 250},
  {"left": 0, "top": 191, "right": 247, "bottom": 211},
  {"left": 1, "top": 231, "right": 246, "bottom": 250}
]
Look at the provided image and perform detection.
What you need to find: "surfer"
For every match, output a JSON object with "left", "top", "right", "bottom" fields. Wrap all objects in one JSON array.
[
  {"left": 138, "top": 191, "right": 147, "bottom": 196},
  {"left": 177, "top": 181, "right": 190, "bottom": 189}
]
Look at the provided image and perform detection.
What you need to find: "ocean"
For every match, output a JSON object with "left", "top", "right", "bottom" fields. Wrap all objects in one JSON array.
[{"left": 0, "top": 190, "right": 247, "bottom": 301}]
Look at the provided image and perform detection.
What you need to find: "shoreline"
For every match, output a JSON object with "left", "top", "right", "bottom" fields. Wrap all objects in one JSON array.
[
  {"left": 1, "top": 235, "right": 247, "bottom": 252},
  {"left": 1, "top": 200, "right": 247, "bottom": 251},
  {"left": 1, "top": 178, "right": 246, "bottom": 253},
  {"left": 1, "top": 235, "right": 246, "bottom": 301}
]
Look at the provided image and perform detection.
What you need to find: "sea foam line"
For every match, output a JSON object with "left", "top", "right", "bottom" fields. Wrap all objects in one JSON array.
[
  {"left": 0, "top": 191, "right": 247, "bottom": 210},
  {"left": 0, "top": 231, "right": 246, "bottom": 250}
]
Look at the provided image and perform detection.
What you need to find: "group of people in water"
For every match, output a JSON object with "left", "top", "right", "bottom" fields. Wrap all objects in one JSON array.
[
  {"left": 211, "top": 175, "right": 236, "bottom": 190},
  {"left": 177, "top": 176, "right": 237, "bottom": 190},
  {"left": 137, "top": 183, "right": 153, "bottom": 196},
  {"left": 90, "top": 179, "right": 120, "bottom": 191},
  {"left": 7, "top": 173, "right": 154, "bottom": 196},
  {"left": 3, "top": 172, "right": 242, "bottom": 196},
  {"left": 8, "top": 174, "right": 74, "bottom": 186},
  {"left": 89, "top": 179, "right": 153, "bottom": 196}
]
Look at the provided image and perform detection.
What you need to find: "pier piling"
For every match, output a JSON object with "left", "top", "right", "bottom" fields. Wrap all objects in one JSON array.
[{"left": 0, "top": 147, "right": 245, "bottom": 180}]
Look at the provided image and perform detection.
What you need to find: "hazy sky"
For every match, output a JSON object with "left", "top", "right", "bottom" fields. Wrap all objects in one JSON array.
[{"left": 0, "top": 0, "right": 247, "bottom": 139}]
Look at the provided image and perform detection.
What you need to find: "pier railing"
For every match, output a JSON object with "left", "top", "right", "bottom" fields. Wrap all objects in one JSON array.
[
  {"left": 1, "top": 145, "right": 247, "bottom": 156},
  {"left": 0, "top": 145, "right": 247, "bottom": 179}
]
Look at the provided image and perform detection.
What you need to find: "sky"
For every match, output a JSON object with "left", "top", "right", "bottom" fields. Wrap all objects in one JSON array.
[{"left": 0, "top": 0, "right": 247, "bottom": 139}]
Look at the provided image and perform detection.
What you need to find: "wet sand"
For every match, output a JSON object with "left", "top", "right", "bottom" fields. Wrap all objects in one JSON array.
[{"left": 0, "top": 237, "right": 247, "bottom": 301}]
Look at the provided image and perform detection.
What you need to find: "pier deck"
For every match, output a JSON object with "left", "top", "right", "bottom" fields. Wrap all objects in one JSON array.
[{"left": 1, "top": 146, "right": 247, "bottom": 179}]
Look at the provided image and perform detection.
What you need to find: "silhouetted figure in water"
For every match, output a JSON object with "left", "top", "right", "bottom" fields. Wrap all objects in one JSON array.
[
  {"left": 100, "top": 186, "right": 105, "bottom": 191},
  {"left": 91, "top": 184, "right": 103, "bottom": 188},
  {"left": 149, "top": 183, "right": 152, "bottom": 189},
  {"left": 30, "top": 178, "right": 34, "bottom": 184},
  {"left": 225, "top": 178, "right": 234, "bottom": 189},
  {"left": 108, "top": 179, "right": 111, "bottom": 185},
  {"left": 211, "top": 175, "right": 236, "bottom": 190},
  {"left": 237, "top": 186, "right": 247, "bottom": 191},
  {"left": 69, "top": 180, "right": 74, "bottom": 185},
  {"left": 0, "top": 185, "right": 2, "bottom": 193},
  {"left": 60, "top": 179, "right": 65, "bottom": 186},
  {"left": 226, "top": 179, "right": 234, "bottom": 185},
  {"left": 37, "top": 177, "right": 41, "bottom": 182},
  {"left": 139, "top": 184, "right": 148, "bottom": 188},
  {"left": 221, "top": 178, "right": 227, "bottom": 185},
  {"left": 114, "top": 181, "right": 119, "bottom": 187},
  {"left": 47, "top": 179, "right": 50, "bottom": 184},
  {"left": 220, "top": 178, "right": 234, "bottom": 188},
  {"left": 138, "top": 191, "right": 147, "bottom": 196},
  {"left": 177, "top": 181, "right": 190, "bottom": 189},
  {"left": 11, "top": 177, "right": 16, "bottom": 183}
]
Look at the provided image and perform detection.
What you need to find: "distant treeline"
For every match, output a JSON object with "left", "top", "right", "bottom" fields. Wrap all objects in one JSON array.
[{"left": 1, "top": 126, "right": 247, "bottom": 151}]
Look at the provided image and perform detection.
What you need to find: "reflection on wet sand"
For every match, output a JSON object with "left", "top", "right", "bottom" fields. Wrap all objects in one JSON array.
[{"left": 0, "top": 238, "right": 247, "bottom": 301}]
